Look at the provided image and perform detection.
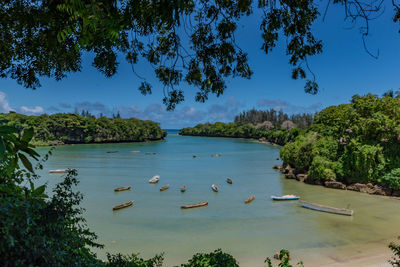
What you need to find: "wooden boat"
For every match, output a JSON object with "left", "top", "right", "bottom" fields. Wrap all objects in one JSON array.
[
  {"left": 145, "top": 152, "right": 156, "bottom": 155},
  {"left": 49, "top": 169, "right": 68, "bottom": 174},
  {"left": 193, "top": 155, "right": 197, "bottom": 158},
  {"left": 226, "top": 178, "right": 232, "bottom": 184},
  {"left": 112, "top": 201, "right": 133, "bottom": 211},
  {"left": 211, "top": 184, "right": 218, "bottom": 192},
  {"left": 114, "top": 186, "right": 131, "bottom": 192},
  {"left": 300, "top": 200, "right": 354, "bottom": 216},
  {"left": 160, "top": 184, "right": 169, "bottom": 191},
  {"left": 245, "top": 195, "right": 255, "bottom": 204},
  {"left": 149, "top": 175, "right": 160, "bottom": 183},
  {"left": 271, "top": 195, "right": 300, "bottom": 201},
  {"left": 131, "top": 150, "right": 140, "bottom": 153},
  {"left": 107, "top": 150, "right": 119, "bottom": 153},
  {"left": 181, "top": 185, "right": 186, "bottom": 192},
  {"left": 181, "top": 201, "right": 208, "bottom": 209}
]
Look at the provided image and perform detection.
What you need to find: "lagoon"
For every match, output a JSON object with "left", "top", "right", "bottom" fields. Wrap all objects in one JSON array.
[{"left": 37, "top": 130, "right": 400, "bottom": 266}]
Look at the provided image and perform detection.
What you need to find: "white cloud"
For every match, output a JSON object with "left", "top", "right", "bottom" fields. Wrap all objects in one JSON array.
[
  {"left": 0, "top": 91, "right": 13, "bottom": 113},
  {"left": 257, "top": 98, "right": 322, "bottom": 113},
  {"left": 19, "top": 106, "right": 44, "bottom": 115}
]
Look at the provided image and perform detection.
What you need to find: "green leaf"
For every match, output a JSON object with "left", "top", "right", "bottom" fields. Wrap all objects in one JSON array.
[
  {"left": 0, "top": 125, "right": 16, "bottom": 134},
  {"left": 0, "top": 137, "right": 5, "bottom": 157},
  {"left": 33, "top": 185, "right": 46, "bottom": 196},
  {"left": 21, "top": 127, "right": 34, "bottom": 142},
  {"left": 19, "top": 153, "right": 33, "bottom": 172}
]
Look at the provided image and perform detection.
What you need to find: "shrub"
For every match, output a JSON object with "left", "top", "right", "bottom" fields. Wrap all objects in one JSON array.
[
  {"left": 308, "top": 156, "right": 337, "bottom": 182},
  {"left": 180, "top": 249, "right": 239, "bottom": 267},
  {"left": 381, "top": 168, "right": 400, "bottom": 190}
]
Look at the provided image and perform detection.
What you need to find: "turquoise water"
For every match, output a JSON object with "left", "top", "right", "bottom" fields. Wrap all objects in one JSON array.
[{"left": 37, "top": 131, "right": 400, "bottom": 266}]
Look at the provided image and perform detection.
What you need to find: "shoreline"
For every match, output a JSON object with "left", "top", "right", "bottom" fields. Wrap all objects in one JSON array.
[{"left": 32, "top": 137, "right": 166, "bottom": 147}]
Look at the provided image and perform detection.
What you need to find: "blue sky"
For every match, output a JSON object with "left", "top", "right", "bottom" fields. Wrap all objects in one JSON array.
[{"left": 1, "top": 3, "right": 400, "bottom": 128}]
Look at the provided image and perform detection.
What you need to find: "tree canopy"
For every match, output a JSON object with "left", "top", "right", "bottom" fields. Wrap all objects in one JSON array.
[{"left": 1, "top": 0, "right": 398, "bottom": 109}]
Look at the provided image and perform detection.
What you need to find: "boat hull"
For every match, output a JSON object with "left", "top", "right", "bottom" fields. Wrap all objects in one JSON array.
[
  {"left": 114, "top": 186, "right": 131, "bottom": 192},
  {"left": 300, "top": 200, "right": 354, "bottom": 216},
  {"left": 181, "top": 202, "right": 208, "bottom": 209},
  {"left": 245, "top": 195, "right": 255, "bottom": 204},
  {"left": 49, "top": 169, "right": 68, "bottom": 174},
  {"left": 113, "top": 201, "right": 133, "bottom": 211},
  {"left": 160, "top": 184, "right": 169, "bottom": 191},
  {"left": 271, "top": 195, "right": 300, "bottom": 201},
  {"left": 211, "top": 184, "right": 218, "bottom": 192}
]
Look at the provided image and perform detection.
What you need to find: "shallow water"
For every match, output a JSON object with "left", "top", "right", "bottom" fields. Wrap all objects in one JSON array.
[{"left": 37, "top": 131, "right": 400, "bottom": 266}]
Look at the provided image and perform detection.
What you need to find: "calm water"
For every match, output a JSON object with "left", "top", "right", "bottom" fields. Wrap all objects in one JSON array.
[{"left": 37, "top": 130, "right": 400, "bottom": 266}]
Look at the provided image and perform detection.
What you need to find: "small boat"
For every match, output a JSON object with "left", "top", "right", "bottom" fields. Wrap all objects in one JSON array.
[
  {"left": 145, "top": 152, "right": 156, "bottom": 155},
  {"left": 131, "top": 150, "right": 140, "bottom": 153},
  {"left": 181, "top": 201, "right": 208, "bottom": 209},
  {"left": 107, "top": 150, "right": 119, "bottom": 153},
  {"left": 149, "top": 175, "right": 160, "bottom": 183},
  {"left": 160, "top": 184, "right": 169, "bottom": 191},
  {"left": 113, "top": 201, "right": 133, "bottom": 211},
  {"left": 271, "top": 195, "right": 300, "bottom": 201},
  {"left": 276, "top": 157, "right": 280, "bottom": 160},
  {"left": 114, "top": 186, "right": 131, "bottom": 192},
  {"left": 49, "top": 169, "right": 69, "bottom": 174},
  {"left": 226, "top": 178, "right": 232, "bottom": 184},
  {"left": 211, "top": 153, "right": 221, "bottom": 157},
  {"left": 181, "top": 185, "right": 186, "bottom": 192},
  {"left": 300, "top": 200, "right": 354, "bottom": 216},
  {"left": 245, "top": 195, "right": 255, "bottom": 204},
  {"left": 193, "top": 155, "right": 197, "bottom": 158},
  {"left": 211, "top": 184, "right": 218, "bottom": 192}
]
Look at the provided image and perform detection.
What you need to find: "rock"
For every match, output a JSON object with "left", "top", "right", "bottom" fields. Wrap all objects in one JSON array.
[
  {"left": 283, "top": 165, "right": 292, "bottom": 174},
  {"left": 392, "top": 190, "right": 400, "bottom": 197},
  {"left": 347, "top": 183, "right": 370, "bottom": 193},
  {"left": 325, "top": 181, "right": 347, "bottom": 190},
  {"left": 274, "top": 252, "right": 280, "bottom": 260},
  {"left": 371, "top": 185, "right": 388, "bottom": 196},
  {"left": 285, "top": 170, "right": 296, "bottom": 179},
  {"left": 296, "top": 174, "right": 308, "bottom": 182},
  {"left": 273, "top": 165, "right": 282, "bottom": 170}
]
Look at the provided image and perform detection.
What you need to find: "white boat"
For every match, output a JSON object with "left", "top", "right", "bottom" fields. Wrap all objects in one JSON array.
[
  {"left": 300, "top": 200, "right": 354, "bottom": 216},
  {"left": 49, "top": 169, "right": 69, "bottom": 174},
  {"left": 271, "top": 195, "right": 300, "bottom": 201},
  {"left": 149, "top": 175, "right": 160, "bottom": 183},
  {"left": 211, "top": 184, "right": 218, "bottom": 192}
]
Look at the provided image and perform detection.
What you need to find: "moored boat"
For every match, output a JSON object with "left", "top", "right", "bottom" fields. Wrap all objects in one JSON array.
[
  {"left": 131, "top": 150, "right": 140, "bottom": 153},
  {"left": 211, "top": 184, "right": 218, "bottom": 192},
  {"left": 245, "top": 195, "right": 255, "bottom": 204},
  {"left": 181, "top": 201, "right": 208, "bottom": 209},
  {"left": 149, "top": 175, "right": 160, "bottom": 183},
  {"left": 112, "top": 201, "right": 133, "bottom": 211},
  {"left": 300, "top": 200, "right": 354, "bottom": 216},
  {"left": 107, "top": 150, "right": 119, "bottom": 153},
  {"left": 160, "top": 184, "right": 169, "bottom": 191},
  {"left": 114, "top": 186, "right": 131, "bottom": 192},
  {"left": 49, "top": 169, "right": 69, "bottom": 174},
  {"left": 271, "top": 195, "right": 300, "bottom": 201},
  {"left": 226, "top": 178, "right": 232, "bottom": 184},
  {"left": 211, "top": 153, "right": 221, "bottom": 157},
  {"left": 181, "top": 185, "right": 186, "bottom": 192}
]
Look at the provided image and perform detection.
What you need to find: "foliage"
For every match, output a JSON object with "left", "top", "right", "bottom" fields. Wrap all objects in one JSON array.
[
  {"left": 389, "top": 237, "right": 400, "bottom": 267},
  {"left": 381, "top": 169, "right": 400, "bottom": 190},
  {"left": 105, "top": 253, "right": 164, "bottom": 267},
  {"left": 0, "top": 112, "right": 165, "bottom": 145},
  {"left": 180, "top": 249, "right": 239, "bottom": 267},
  {"left": 280, "top": 94, "right": 400, "bottom": 187},
  {"left": 2, "top": 0, "right": 397, "bottom": 108},
  {"left": 265, "top": 249, "right": 304, "bottom": 267}
]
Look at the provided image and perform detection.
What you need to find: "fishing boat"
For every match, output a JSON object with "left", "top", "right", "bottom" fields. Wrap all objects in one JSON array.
[
  {"left": 226, "top": 178, "right": 232, "bottom": 184},
  {"left": 107, "top": 150, "right": 119, "bottom": 153},
  {"left": 114, "top": 186, "right": 131, "bottom": 192},
  {"left": 131, "top": 150, "right": 140, "bottom": 153},
  {"left": 181, "top": 201, "right": 208, "bottom": 209},
  {"left": 49, "top": 169, "right": 69, "bottom": 174},
  {"left": 112, "top": 201, "right": 133, "bottom": 211},
  {"left": 245, "top": 195, "right": 255, "bottom": 204},
  {"left": 300, "top": 200, "right": 354, "bottom": 216},
  {"left": 271, "top": 195, "right": 300, "bottom": 201},
  {"left": 181, "top": 185, "right": 186, "bottom": 192},
  {"left": 160, "top": 184, "right": 169, "bottom": 191},
  {"left": 149, "top": 175, "right": 160, "bottom": 183},
  {"left": 211, "top": 153, "right": 221, "bottom": 157},
  {"left": 211, "top": 184, "right": 218, "bottom": 192}
]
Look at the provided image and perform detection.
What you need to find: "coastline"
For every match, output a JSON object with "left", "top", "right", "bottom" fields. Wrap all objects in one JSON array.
[{"left": 32, "top": 137, "right": 166, "bottom": 147}]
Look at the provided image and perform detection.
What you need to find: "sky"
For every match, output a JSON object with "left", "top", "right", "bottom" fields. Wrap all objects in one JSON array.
[{"left": 1, "top": 3, "right": 400, "bottom": 129}]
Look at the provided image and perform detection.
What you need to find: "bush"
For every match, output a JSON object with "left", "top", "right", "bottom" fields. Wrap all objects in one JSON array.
[
  {"left": 180, "top": 249, "right": 239, "bottom": 267},
  {"left": 381, "top": 168, "right": 400, "bottom": 190},
  {"left": 308, "top": 156, "right": 337, "bottom": 182}
]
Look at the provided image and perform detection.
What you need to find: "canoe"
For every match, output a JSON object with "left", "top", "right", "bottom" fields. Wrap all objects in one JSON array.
[
  {"left": 211, "top": 184, "right": 218, "bottom": 192},
  {"left": 181, "top": 185, "right": 186, "bottom": 192},
  {"left": 131, "top": 150, "right": 140, "bottom": 153},
  {"left": 226, "top": 178, "right": 232, "bottom": 184},
  {"left": 245, "top": 195, "right": 255, "bottom": 204},
  {"left": 271, "top": 195, "right": 300, "bottom": 201},
  {"left": 107, "top": 150, "right": 119, "bottom": 153},
  {"left": 114, "top": 186, "right": 131, "bottom": 192},
  {"left": 300, "top": 200, "right": 354, "bottom": 216},
  {"left": 160, "top": 184, "right": 169, "bottom": 191},
  {"left": 49, "top": 169, "right": 68, "bottom": 174},
  {"left": 181, "top": 201, "right": 208, "bottom": 209},
  {"left": 112, "top": 201, "right": 133, "bottom": 211},
  {"left": 149, "top": 175, "right": 160, "bottom": 183}
]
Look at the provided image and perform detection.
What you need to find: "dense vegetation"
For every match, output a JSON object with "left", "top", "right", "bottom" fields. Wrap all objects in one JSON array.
[
  {"left": 179, "top": 121, "right": 305, "bottom": 146},
  {"left": 0, "top": 112, "right": 165, "bottom": 145},
  {"left": 280, "top": 94, "right": 400, "bottom": 191},
  {"left": 234, "top": 109, "right": 314, "bottom": 129}
]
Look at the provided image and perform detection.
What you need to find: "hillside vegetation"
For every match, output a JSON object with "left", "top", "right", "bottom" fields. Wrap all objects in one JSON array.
[
  {"left": 0, "top": 112, "right": 165, "bottom": 145},
  {"left": 280, "top": 94, "right": 400, "bottom": 192}
]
